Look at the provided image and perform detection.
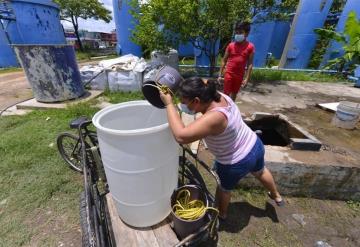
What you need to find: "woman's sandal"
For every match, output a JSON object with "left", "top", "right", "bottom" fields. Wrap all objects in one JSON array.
[{"left": 267, "top": 192, "right": 285, "bottom": 207}]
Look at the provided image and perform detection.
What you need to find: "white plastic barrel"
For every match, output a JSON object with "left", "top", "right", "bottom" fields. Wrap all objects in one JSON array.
[
  {"left": 332, "top": 101, "right": 360, "bottom": 129},
  {"left": 92, "top": 101, "right": 179, "bottom": 227}
]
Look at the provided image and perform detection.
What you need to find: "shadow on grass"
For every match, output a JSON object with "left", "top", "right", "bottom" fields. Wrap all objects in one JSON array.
[{"left": 219, "top": 201, "right": 279, "bottom": 233}]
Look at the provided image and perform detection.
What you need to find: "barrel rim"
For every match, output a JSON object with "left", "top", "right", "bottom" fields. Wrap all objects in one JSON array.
[{"left": 92, "top": 100, "right": 169, "bottom": 136}]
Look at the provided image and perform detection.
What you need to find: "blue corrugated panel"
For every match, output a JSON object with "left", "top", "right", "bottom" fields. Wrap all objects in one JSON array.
[{"left": 321, "top": 0, "right": 360, "bottom": 67}]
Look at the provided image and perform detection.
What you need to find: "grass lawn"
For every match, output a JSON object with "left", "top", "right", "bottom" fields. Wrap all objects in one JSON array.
[
  {"left": 179, "top": 66, "right": 348, "bottom": 83},
  {"left": 250, "top": 69, "right": 346, "bottom": 83},
  {"left": 0, "top": 91, "right": 144, "bottom": 246},
  {"left": 76, "top": 51, "right": 118, "bottom": 63},
  {"left": 179, "top": 58, "right": 347, "bottom": 83},
  {"left": 0, "top": 67, "right": 22, "bottom": 74}
]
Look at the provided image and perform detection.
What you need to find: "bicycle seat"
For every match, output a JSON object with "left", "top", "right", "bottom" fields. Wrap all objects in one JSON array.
[{"left": 70, "top": 116, "right": 89, "bottom": 129}]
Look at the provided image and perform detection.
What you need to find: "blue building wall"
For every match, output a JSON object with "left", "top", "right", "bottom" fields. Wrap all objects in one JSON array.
[
  {"left": 112, "top": 0, "right": 141, "bottom": 57},
  {"left": 269, "top": 21, "right": 291, "bottom": 59},
  {"left": 178, "top": 42, "right": 194, "bottom": 57},
  {"left": 279, "top": 0, "right": 334, "bottom": 69},
  {"left": 0, "top": 25, "right": 19, "bottom": 67},
  {"left": 249, "top": 16, "right": 290, "bottom": 67},
  {"left": 194, "top": 39, "right": 220, "bottom": 67},
  {"left": 248, "top": 21, "right": 276, "bottom": 67},
  {"left": 321, "top": 0, "right": 360, "bottom": 67}
]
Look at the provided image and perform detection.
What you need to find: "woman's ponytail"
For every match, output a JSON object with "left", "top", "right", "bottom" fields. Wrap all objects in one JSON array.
[
  {"left": 205, "top": 79, "right": 221, "bottom": 102},
  {"left": 178, "top": 77, "right": 221, "bottom": 103}
]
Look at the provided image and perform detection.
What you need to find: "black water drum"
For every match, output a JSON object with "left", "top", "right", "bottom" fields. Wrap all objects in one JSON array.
[{"left": 142, "top": 65, "right": 183, "bottom": 108}]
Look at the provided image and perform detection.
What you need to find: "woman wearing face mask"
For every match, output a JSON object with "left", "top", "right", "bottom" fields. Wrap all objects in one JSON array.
[
  {"left": 159, "top": 77, "right": 284, "bottom": 221},
  {"left": 219, "top": 21, "right": 254, "bottom": 101}
]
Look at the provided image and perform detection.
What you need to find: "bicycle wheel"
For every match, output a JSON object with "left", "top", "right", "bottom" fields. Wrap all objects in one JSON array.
[{"left": 57, "top": 132, "right": 84, "bottom": 173}]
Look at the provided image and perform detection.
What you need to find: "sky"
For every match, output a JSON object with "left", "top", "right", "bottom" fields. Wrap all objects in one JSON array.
[{"left": 61, "top": 0, "right": 116, "bottom": 33}]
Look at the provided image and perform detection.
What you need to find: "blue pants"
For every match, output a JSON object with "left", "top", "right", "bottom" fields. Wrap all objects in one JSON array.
[{"left": 214, "top": 137, "right": 265, "bottom": 191}]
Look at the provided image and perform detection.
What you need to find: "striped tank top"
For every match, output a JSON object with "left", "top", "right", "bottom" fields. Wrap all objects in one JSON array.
[{"left": 204, "top": 93, "right": 257, "bottom": 165}]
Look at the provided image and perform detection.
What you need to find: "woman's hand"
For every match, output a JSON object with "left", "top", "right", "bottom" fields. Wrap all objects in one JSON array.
[{"left": 159, "top": 90, "right": 173, "bottom": 106}]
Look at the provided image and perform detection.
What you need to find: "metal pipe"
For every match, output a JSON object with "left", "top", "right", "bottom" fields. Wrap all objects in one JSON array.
[
  {"left": 252, "top": 67, "right": 339, "bottom": 74},
  {"left": 179, "top": 64, "right": 339, "bottom": 74}
]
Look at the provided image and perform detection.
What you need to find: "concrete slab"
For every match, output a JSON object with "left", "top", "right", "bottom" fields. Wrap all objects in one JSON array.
[
  {"left": 16, "top": 90, "right": 103, "bottom": 110},
  {"left": 317, "top": 102, "right": 339, "bottom": 112},
  {"left": 1, "top": 105, "right": 32, "bottom": 116},
  {"left": 239, "top": 145, "right": 360, "bottom": 200}
]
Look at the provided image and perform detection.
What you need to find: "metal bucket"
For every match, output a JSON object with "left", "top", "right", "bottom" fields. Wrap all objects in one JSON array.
[
  {"left": 142, "top": 65, "right": 183, "bottom": 108},
  {"left": 13, "top": 44, "right": 85, "bottom": 102},
  {"left": 171, "top": 184, "right": 209, "bottom": 240}
]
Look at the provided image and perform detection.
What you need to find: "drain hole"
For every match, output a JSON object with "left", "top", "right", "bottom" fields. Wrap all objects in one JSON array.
[
  {"left": 246, "top": 115, "right": 305, "bottom": 147},
  {"left": 245, "top": 114, "right": 321, "bottom": 151},
  {"left": 253, "top": 129, "right": 288, "bottom": 146}
]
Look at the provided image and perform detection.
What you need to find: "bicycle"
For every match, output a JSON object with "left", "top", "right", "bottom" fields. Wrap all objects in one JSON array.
[
  {"left": 57, "top": 116, "right": 110, "bottom": 247},
  {"left": 56, "top": 116, "right": 99, "bottom": 173}
]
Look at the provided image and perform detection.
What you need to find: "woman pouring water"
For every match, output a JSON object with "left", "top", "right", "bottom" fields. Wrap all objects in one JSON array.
[{"left": 159, "top": 77, "right": 284, "bottom": 221}]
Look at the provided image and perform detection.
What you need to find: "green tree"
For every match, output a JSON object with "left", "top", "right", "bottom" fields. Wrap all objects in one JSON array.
[
  {"left": 315, "top": 11, "right": 360, "bottom": 73},
  {"left": 55, "top": 0, "right": 112, "bottom": 51},
  {"left": 131, "top": 0, "right": 297, "bottom": 76}
]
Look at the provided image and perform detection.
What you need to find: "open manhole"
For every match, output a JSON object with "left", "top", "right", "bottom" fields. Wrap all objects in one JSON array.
[{"left": 244, "top": 113, "right": 322, "bottom": 151}]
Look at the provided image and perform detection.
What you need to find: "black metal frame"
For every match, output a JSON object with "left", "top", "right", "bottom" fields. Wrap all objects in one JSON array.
[
  {"left": 77, "top": 119, "right": 112, "bottom": 247},
  {"left": 72, "top": 118, "right": 220, "bottom": 247}
]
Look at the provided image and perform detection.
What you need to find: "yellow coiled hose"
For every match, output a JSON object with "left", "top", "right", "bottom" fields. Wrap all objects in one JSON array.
[{"left": 172, "top": 189, "right": 219, "bottom": 237}]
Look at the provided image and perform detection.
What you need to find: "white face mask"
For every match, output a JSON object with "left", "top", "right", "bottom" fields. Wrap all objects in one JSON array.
[
  {"left": 234, "top": 34, "right": 245, "bottom": 42},
  {"left": 180, "top": 103, "right": 196, "bottom": 115}
]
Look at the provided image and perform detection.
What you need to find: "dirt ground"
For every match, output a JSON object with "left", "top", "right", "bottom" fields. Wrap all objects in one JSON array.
[
  {"left": 1, "top": 72, "right": 360, "bottom": 246},
  {"left": 0, "top": 71, "right": 33, "bottom": 112},
  {"left": 238, "top": 80, "right": 360, "bottom": 158},
  {"left": 196, "top": 80, "right": 360, "bottom": 247},
  {"left": 0, "top": 60, "right": 99, "bottom": 112}
]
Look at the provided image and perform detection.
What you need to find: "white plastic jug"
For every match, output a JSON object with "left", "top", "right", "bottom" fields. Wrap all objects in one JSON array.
[{"left": 92, "top": 101, "right": 179, "bottom": 227}]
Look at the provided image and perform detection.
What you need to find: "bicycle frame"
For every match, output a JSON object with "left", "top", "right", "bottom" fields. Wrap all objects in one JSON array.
[{"left": 79, "top": 120, "right": 112, "bottom": 247}]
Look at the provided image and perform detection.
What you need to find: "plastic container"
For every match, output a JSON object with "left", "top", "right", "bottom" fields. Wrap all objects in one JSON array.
[
  {"left": 171, "top": 185, "right": 209, "bottom": 239},
  {"left": 1, "top": 0, "right": 66, "bottom": 68},
  {"left": 108, "top": 71, "right": 142, "bottom": 92},
  {"left": 142, "top": 65, "right": 183, "bottom": 108},
  {"left": 92, "top": 101, "right": 179, "bottom": 227},
  {"left": 151, "top": 49, "right": 179, "bottom": 70},
  {"left": 332, "top": 101, "right": 360, "bottom": 129}
]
